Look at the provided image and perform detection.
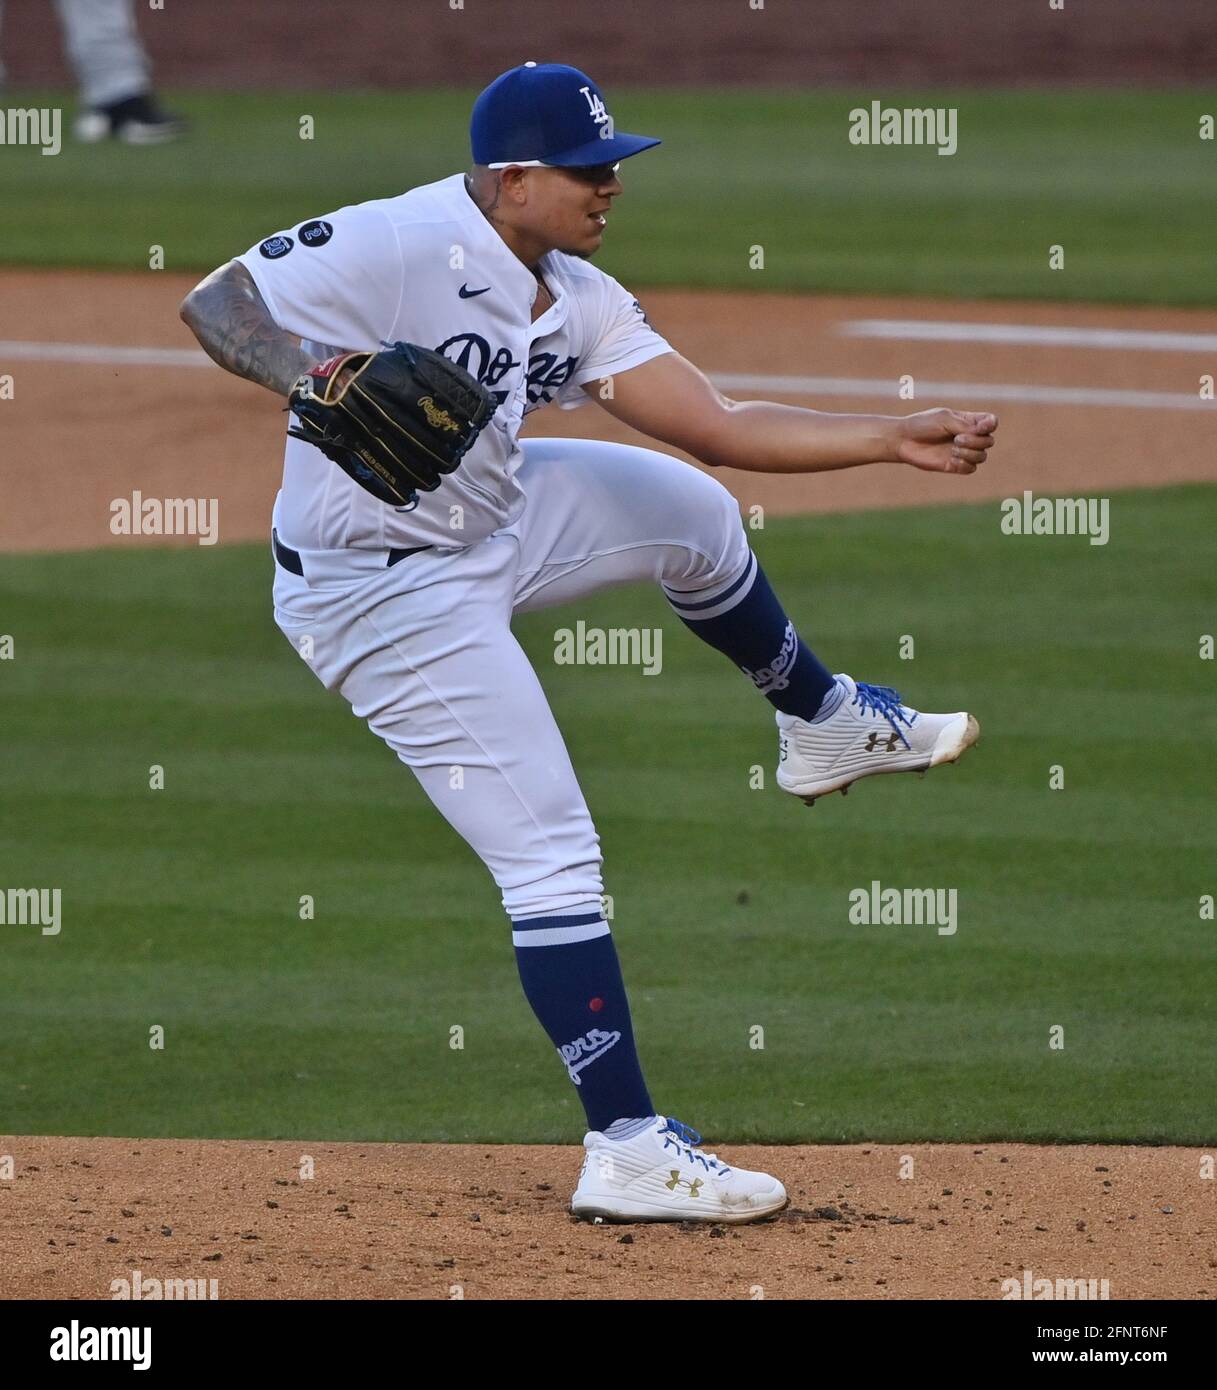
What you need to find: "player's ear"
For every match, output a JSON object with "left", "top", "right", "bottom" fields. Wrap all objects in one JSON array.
[{"left": 498, "top": 166, "right": 531, "bottom": 204}]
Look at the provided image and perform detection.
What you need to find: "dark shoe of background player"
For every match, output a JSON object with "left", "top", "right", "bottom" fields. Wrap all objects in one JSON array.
[{"left": 74, "top": 93, "right": 187, "bottom": 146}]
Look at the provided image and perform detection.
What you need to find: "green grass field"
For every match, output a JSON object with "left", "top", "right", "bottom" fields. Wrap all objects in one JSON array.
[
  {"left": 1, "top": 87, "right": 1214, "bottom": 302},
  {"left": 1, "top": 486, "right": 1213, "bottom": 1145}
]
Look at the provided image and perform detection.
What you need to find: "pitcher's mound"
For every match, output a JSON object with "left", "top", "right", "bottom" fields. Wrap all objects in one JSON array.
[{"left": 0, "top": 1136, "right": 1210, "bottom": 1299}]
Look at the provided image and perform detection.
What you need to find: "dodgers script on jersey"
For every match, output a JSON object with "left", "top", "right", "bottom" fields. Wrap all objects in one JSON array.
[{"left": 238, "top": 173, "right": 672, "bottom": 552}]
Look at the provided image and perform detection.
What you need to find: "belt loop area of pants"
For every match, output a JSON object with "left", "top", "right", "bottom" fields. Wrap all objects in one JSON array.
[
  {"left": 272, "top": 529, "right": 431, "bottom": 583},
  {"left": 272, "top": 528, "right": 304, "bottom": 575}
]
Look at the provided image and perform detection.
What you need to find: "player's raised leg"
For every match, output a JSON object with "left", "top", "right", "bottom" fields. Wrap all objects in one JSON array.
[{"left": 508, "top": 437, "right": 978, "bottom": 806}]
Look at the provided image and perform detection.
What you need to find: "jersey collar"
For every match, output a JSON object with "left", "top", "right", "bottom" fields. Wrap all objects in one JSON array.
[{"left": 446, "top": 173, "right": 568, "bottom": 327}]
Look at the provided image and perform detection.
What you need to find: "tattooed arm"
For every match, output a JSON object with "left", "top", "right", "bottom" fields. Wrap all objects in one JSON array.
[{"left": 179, "top": 260, "right": 338, "bottom": 396}]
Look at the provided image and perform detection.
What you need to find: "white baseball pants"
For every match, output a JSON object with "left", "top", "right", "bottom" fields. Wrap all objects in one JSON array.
[{"left": 271, "top": 438, "right": 752, "bottom": 919}]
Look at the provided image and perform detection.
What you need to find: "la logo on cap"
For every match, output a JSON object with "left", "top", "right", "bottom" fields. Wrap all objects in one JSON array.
[{"left": 580, "top": 85, "right": 612, "bottom": 135}]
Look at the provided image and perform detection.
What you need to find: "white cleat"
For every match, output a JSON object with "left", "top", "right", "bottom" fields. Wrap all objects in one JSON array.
[
  {"left": 776, "top": 673, "right": 979, "bottom": 806},
  {"left": 72, "top": 111, "right": 112, "bottom": 144},
  {"left": 570, "top": 1116, "right": 787, "bottom": 1225}
]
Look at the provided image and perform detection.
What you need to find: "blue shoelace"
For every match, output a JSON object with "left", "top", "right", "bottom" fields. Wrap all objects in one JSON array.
[
  {"left": 662, "top": 1117, "right": 731, "bottom": 1174},
  {"left": 853, "top": 681, "right": 913, "bottom": 750}
]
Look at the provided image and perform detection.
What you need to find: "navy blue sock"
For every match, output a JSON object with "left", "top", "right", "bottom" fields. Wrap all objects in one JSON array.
[
  {"left": 512, "top": 909, "right": 653, "bottom": 1133},
  {"left": 665, "top": 551, "right": 838, "bottom": 721}
]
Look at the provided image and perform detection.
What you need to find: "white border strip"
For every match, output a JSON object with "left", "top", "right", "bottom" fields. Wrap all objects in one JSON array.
[{"left": 840, "top": 319, "right": 1217, "bottom": 353}]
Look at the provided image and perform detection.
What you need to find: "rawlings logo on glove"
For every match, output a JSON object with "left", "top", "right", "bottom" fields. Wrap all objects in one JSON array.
[
  {"left": 286, "top": 341, "right": 497, "bottom": 507},
  {"left": 419, "top": 396, "right": 462, "bottom": 433}
]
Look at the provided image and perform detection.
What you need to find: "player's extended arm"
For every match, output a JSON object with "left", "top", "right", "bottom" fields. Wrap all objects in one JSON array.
[
  {"left": 592, "top": 351, "right": 997, "bottom": 476},
  {"left": 179, "top": 260, "right": 325, "bottom": 396}
]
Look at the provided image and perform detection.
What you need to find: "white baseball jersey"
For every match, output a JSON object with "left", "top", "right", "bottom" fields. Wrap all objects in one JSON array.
[{"left": 238, "top": 173, "right": 673, "bottom": 552}]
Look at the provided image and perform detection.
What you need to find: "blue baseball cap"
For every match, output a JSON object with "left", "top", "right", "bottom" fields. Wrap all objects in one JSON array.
[{"left": 471, "top": 62, "right": 660, "bottom": 169}]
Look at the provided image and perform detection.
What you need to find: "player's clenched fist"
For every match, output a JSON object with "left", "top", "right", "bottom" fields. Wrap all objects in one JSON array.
[{"left": 894, "top": 409, "right": 999, "bottom": 475}]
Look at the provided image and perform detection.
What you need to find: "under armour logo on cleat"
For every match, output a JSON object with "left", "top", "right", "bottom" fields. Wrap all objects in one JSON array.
[
  {"left": 865, "top": 730, "right": 905, "bottom": 752},
  {"left": 664, "top": 1171, "right": 704, "bottom": 1197}
]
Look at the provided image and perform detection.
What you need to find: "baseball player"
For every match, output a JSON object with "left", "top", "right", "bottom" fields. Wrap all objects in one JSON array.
[{"left": 180, "top": 63, "right": 997, "bottom": 1225}]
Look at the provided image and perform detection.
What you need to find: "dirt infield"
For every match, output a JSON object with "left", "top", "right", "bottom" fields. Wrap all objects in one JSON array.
[
  {"left": 1, "top": 1136, "right": 1212, "bottom": 1300},
  {"left": 5, "top": 269, "right": 1217, "bottom": 554},
  {"left": 3, "top": 0, "right": 1214, "bottom": 88}
]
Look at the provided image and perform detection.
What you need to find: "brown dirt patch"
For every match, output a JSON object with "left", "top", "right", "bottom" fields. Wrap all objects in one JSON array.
[
  {"left": 1, "top": 1136, "right": 1211, "bottom": 1300},
  {"left": 2, "top": 0, "right": 1212, "bottom": 89},
  {"left": 3, "top": 269, "right": 1217, "bottom": 554}
]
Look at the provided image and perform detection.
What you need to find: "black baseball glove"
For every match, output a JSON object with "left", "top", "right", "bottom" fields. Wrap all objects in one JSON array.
[{"left": 286, "top": 341, "right": 497, "bottom": 507}]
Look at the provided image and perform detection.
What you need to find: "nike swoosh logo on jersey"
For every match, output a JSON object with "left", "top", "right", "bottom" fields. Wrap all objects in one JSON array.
[{"left": 458, "top": 283, "right": 491, "bottom": 298}]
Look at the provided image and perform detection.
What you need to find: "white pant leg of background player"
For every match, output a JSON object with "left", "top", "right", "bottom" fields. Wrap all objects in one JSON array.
[{"left": 54, "top": 0, "right": 149, "bottom": 107}]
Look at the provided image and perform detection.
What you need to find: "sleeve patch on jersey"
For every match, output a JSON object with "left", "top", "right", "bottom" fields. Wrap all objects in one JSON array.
[
  {"left": 259, "top": 234, "right": 294, "bottom": 259},
  {"left": 298, "top": 219, "right": 334, "bottom": 248}
]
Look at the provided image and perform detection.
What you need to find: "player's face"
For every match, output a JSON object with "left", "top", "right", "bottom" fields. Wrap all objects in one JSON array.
[{"left": 525, "top": 163, "right": 623, "bottom": 257}]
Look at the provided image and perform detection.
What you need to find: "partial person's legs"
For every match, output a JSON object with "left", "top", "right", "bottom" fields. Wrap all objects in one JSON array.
[
  {"left": 54, "top": 0, "right": 149, "bottom": 108},
  {"left": 55, "top": 0, "right": 184, "bottom": 143},
  {"left": 271, "top": 536, "right": 652, "bottom": 1134}
]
